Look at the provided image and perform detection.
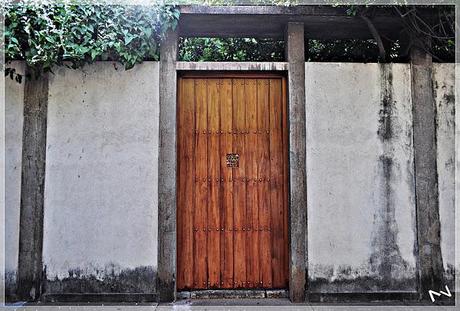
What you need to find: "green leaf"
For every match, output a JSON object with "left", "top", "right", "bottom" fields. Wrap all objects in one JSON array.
[{"left": 124, "top": 35, "right": 135, "bottom": 45}]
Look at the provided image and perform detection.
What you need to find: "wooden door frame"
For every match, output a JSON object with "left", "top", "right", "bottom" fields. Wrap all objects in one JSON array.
[
  {"left": 175, "top": 72, "right": 289, "bottom": 293},
  {"left": 158, "top": 25, "right": 308, "bottom": 303}
]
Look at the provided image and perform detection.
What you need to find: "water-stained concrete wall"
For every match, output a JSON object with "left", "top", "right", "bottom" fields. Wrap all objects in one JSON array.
[
  {"left": 433, "top": 63, "right": 455, "bottom": 288},
  {"left": 4, "top": 61, "right": 455, "bottom": 298},
  {"left": 43, "top": 62, "right": 160, "bottom": 294},
  {"left": 5, "top": 61, "right": 25, "bottom": 299},
  {"left": 306, "top": 63, "right": 418, "bottom": 293}
]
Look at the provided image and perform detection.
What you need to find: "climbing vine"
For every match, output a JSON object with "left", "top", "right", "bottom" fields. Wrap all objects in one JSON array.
[{"left": 4, "top": 0, "right": 180, "bottom": 81}]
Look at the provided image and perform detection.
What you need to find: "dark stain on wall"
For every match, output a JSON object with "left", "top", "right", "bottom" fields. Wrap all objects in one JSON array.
[
  {"left": 45, "top": 265, "right": 156, "bottom": 294},
  {"left": 5, "top": 270, "right": 18, "bottom": 302},
  {"left": 309, "top": 275, "right": 415, "bottom": 293},
  {"left": 308, "top": 65, "right": 417, "bottom": 294},
  {"left": 369, "top": 155, "right": 413, "bottom": 290},
  {"left": 377, "top": 66, "right": 393, "bottom": 141},
  {"left": 444, "top": 264, "right": 455, "bottom": 291},
  {"left": 370, "top": 65, "right": 414, "bottom": 291},
  {"left": 436, "top": 81, "right": 455, "bottom": 294}
]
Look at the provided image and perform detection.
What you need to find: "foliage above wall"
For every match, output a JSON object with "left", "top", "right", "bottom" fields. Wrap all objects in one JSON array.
[
  {"left": 179, "top": 37, "right": 285, "bottom": 62},
  {"left": 4, "top": 1, "right": 455, "bottom": 82},
  {"left": 4, "top": 0, "right": 180, "bottom": 81},
  {"left": 178, "top": 5, "right": 455, "bottom": 63}
]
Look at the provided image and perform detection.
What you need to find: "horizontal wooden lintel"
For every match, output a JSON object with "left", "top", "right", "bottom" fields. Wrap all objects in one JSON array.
[{"left": 176, "top": 62, "right": 288, "bottom": 71}]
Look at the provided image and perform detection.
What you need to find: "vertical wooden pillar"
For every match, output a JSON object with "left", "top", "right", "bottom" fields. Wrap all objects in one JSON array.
[
  {"left": 285, "top": 22, "right": 307, "bottom": 303},
  {"left": 17, "top": 67, "right": 49, "bottom": 301},
  {"left": 410, "top": 35, "right": 444, "bottom": 299},
  {"left": 158, "top": 27, "right": 178, "bottom": 302}
]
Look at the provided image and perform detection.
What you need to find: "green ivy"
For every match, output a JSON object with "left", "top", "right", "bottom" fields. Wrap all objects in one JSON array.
[
  {"left": 179, "top": 37, "right": 285, "bottom": 62},
  {"left": 4, "top": 0, "right": 180, "bottom": 80}
]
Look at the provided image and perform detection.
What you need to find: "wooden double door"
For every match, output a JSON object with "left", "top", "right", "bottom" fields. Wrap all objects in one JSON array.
[{"left": 177, "top": 73, "right": 288, "bottom": 290}]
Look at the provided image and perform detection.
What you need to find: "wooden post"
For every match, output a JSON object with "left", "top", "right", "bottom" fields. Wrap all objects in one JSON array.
[
  {"left": 158, "top": 27, "right": 178, "bottom": 302},
  {"left": 17, "top": 67, "right": 49, "bottom": 301},
  {"left": 285, "top": 22, "right": 307, "bottom": 303},
  {"left": 410, "top": 34, "right": 444, "bottom": 300}
]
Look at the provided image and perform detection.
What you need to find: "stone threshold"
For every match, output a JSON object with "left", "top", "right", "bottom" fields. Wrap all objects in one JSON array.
[{"left": 177, "top": 289, "right": 288, "bottom": 299}]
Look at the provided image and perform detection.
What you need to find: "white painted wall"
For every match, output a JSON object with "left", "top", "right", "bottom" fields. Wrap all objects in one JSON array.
[
  {"left": 433, "top": 64, "right": 455, "bottom": 279},
  {"left": 44, "top": 62, "right": 160, "bottom": 284},
  {"left": 5, "top": 61, "right": 455, "bottom": 296},
  {"left": 5, "top": 61, "right": 25, "bottom": 292},
  {"left": 306, "top": 63, "right": 417, "bottom": 292}
]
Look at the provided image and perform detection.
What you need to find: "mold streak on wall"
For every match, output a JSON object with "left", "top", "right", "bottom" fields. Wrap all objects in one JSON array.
[
  {"left": 305, "top": 63, "right": 417, "bottom": 293},
  {"left": 43, "top": 62, "right": 160, "bottom": 294},
  {"left": 433, "top": 63, "right": 455, "bottom": 288},
  {"left": 5, "top": 61, "right": 25, "bottom": 300}
]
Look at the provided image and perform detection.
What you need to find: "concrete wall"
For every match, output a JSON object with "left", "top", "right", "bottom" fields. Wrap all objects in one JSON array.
[
  {"left": 306, "top": 63, "right": 417, "bottom": 293},
  {"left": 4, "top": 61, "right": 26, "bottom": 298},
  {"left": 4, "top": 61, "right": 455, "bottom": 298},
  {"left": 43, "top": 62, "right": 160, "bottom": 294},
  {"left": 433, "top": 63, "right": 456, "bottom": 288}
]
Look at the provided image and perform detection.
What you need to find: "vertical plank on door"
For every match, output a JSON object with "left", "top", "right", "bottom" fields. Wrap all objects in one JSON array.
[
  {"left": 233, "top": 78, "right": 247, "bottom": 288},
  {"left": 194, "top": 79, "right": 208, "bottom": 289},
  {"left": 281, "top": 77, "right": 289, "bottom": 286},
  {"left": 257, "top": 79, "right": 272, "bottom": 288},
  {"left": 177, "top": 78, "right": 195, "bottom": 289},
  {"left": 269, "top": 78, "right": 284, "bottom": 288},
  {"left": 245, "top": 79, "right": 259, "bottom": 288},
  {"left": 220, "top": 79, "right": 234, "bottom": 288},
  {"left": 207, "top": 79, "right": 221, "bottom": 288}
]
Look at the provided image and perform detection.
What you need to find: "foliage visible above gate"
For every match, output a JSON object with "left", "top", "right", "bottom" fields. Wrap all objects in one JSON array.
[
  {"left": 3, "top": 1, "right": 455, "bottom": 82},
  {"left": 4, "top": 0, "right": 180, "bottom": 80}
]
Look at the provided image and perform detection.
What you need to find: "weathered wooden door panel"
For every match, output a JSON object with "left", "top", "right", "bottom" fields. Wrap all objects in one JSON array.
[{"left": 177, "top": 74, "right": 288, "bottom": 291}]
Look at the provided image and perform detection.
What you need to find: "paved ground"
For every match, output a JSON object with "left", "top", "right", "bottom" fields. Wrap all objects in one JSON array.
[{"left": 2, "top": 299, "right": 458, "bottom": 311}]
